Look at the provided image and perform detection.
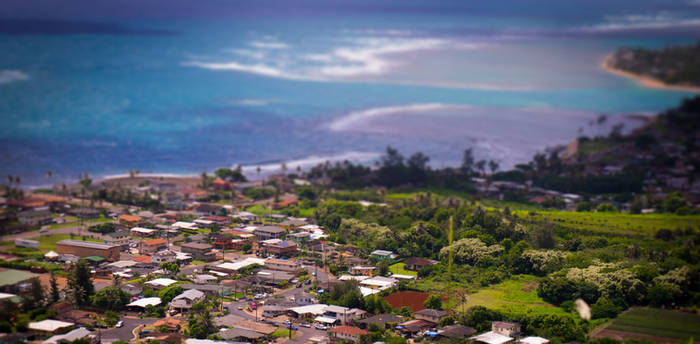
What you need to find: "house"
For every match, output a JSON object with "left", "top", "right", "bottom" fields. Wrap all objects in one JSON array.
[
  {"left": 170, "top": 289, "right": 206, "bottom": 312},
  {"left": 17, "top": 209, "right": 52, "bottom": 226},
  {"left": 153, "top": 318, "right": 181, "bottom": 332},
  {"left": 179, "top": 188, "right": 207, "bottom": 201},
  {"left": 323, "top": 305, "right": 366, "bottom": 325},
  {"left": 260, "top": 240, "right": 297, "bottom": 257},
  {"left": 121, "top": 283, "right": 143, "bottom": 296},
  {"left": 118, "top": 214, "right": 143, "bottom": 227},
  {"left": 152, "top": 250, "right": 177, "bottom": 264},
  {"left": 213, "top": 234, "right": 235, "bottom": 249},
  {"left": 288, "top": 231, "right": 311, "bottom": 245},
  {"left": 328, "top": 326, "right": 369, "bottom": 343},
  {"left": 130, "top": 227, "right": 157, "bottom": 237},
  {"left": 357, "top": 314, "right": 403, "bottom": 329},
  {"left": 469, "top": 331, "right": 514, "bottom": 344},
  {"left": 182, "top": 284, "right": 231, "bottom": 297},
  {"left": 438, "top": 325, "right": 477, "bottom": 339},
  {"left": 67, "top": 208, "right": 100, "bottom": 219},
  {"left": 293, "top": 291, "right": 315, "bottom": 305},
  {"left": 278, "top": 218, "right": 307, "bottom": 229},
  {"left": 127, "top": 297, "right": 162, "bottom": 309},
  {"left": 103, "top": 231, "right": 130, "bottom": 249},
  {"left": 264, "top": 258, "right": 301, "bottom": 273},
  {"left": 349, "top": 266, "right": 376, "bottom": 276},
  {"left": 212, "top": 179, "right": 232, "bottom": 190},
  {"left": 43, "top": 327, "right": 92, "bottom": 344},
  {"left": 403, "top": 257, "right": 436, "bottom": 271},
  {"left": 414, "top": 308, "right": 448, "bottom": 324},
  {"left": 218, "top": 328, "right": 266, "bottom": 342},
  {"left": 360, "top": 276, "right": 397, "bottom": 294},
  {"left": 140, "top": 238, "right": 168, "bottom": 255},
  {"left": 180, "top": 242, "right": 216, "bottom": 261},
  {"left": 370, "top": 250, "right": 398, "bottom": 260},
  {"left": 518, "top": 337, "right": 550, "bottom": 344},
  {"left": 193, "top": 203, "right": 223, "bottom": 216},
  {"left": 492, "top": 321, "right": 521, "bottom": 337},
  {"left": 254, "top": 226, "right": 286, "bottom": 240},
  {"left": 0, "top": 269, "right": 39, "bottom": 293},
  {"left": 145, "top": 278, "right": 178, "bottom": 289},
  {"left": 28, "top": 319, "right": 75, "bottom": 334},
  {"left": 55, "top": 240, "right": 120, "bottom": 262},
  {"left": 397, "top": 319, "right": 435, "bottom": 336}
]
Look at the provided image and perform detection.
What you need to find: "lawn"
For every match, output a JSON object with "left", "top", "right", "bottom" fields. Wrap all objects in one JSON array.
[
  {"left": 606, "top": 308, "right": 700, "bottom": 341},
  {"left": 271, "top": 329, "right": 297, "bottom": 338},
  {"left": 515, "top": 210, "right": 700, "bottom": 236},
  {"left": 47, "top": 216, "right": 112, "bottom": 230},
  {"left": 457, "top": 275, "right": 566, "bottom": 316},
  {"left": 389, "top": 262, "right": 417, "bottom": 277},
  {"left": 245, "top": 204, "right": 280, "bottom": 217},
  {"left": 36, "top": 234, "right": 102, "bottom": 251}
]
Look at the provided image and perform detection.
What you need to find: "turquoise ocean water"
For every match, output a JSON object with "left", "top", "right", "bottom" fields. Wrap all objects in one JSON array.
[{"left": 0, "top": 0, "right": 699, "bottom": 186}]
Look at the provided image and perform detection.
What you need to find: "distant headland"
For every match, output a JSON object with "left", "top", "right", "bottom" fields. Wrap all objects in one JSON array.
[{"left": 602, "top": 43, "right": 700, "bottom": 93}]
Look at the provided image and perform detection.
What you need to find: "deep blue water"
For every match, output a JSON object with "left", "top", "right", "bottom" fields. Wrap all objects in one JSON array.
[{"left": 1, "top": 0, "right": 699, "bottom": 186}]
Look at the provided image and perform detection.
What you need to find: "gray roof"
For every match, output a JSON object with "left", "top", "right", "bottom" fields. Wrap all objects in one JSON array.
[
  {"left": 219, "top": 328, "right": 264, "bottom": 340},
  {"left": 181, "top": 242, "right": 213, "bottom": 250},
  {"left": 254, "top": 226, "right": 286, "bottom": 234},
  {"left": 56, "top": 240, "right": 118, "bottom": 250},
  {"left": 415, "top": 308, "right": 448, "bottom": 318},
  {"left": 358, "top": 313, "right": 403, "bottom": 326}
]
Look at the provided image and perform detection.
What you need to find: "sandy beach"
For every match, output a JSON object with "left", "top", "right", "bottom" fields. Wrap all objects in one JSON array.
[{"left": 601, "top": 55, "right": 700, "bottom": 93}]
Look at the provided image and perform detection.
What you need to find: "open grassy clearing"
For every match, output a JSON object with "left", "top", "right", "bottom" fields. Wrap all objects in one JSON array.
[
  {"left": 36, "top": 234, "right": 102, "bottom": 251},
  {"left": 515, "top": 210, "right": 700, "bottom": 236},
  {"left": 457, "top": 275, "right": 566, "bottom": 316},
  {"left": 606, "top": 308, "right": 700, "bottom": 341},
  {"left": 389, "top": 262, "right": 417, "bottom": 277}
]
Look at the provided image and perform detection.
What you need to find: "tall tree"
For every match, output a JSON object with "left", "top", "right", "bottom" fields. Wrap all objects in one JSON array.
[
  {"left": 68, "top": 260, "right": 94, "bottom": 305},
  {"left": 50, "top": 272, "right": 60, "bottom": 303},
  {"left": 461, "top": 148, "right": 475, "bottom": 175}
]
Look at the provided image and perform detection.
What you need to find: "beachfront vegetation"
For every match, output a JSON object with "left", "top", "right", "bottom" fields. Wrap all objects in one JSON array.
[{"left": 610, "top": 42, "right": 700, "bottom": 87}]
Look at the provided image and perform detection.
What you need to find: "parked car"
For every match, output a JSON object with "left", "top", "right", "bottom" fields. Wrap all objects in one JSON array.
[
  {"left": 237, "top": 306, "right": 243, "bottom": 310},
  {"left": 115, "top": 321, "right": 124, "bottom": 328},
  {"left": 289, "top": 325, "right": 299, "bottom": 331},
  {"left": 283, "top": 320, "right": 292, "bottom": 325},
  {"left": 300, "top": 323, "right": 311, "bottom": 328},
  {"left": 314, "top": 324, "right": 328, "bottom": 330}
]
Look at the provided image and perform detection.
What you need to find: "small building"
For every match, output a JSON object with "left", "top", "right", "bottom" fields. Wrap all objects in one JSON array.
[
  {"left": 518, "top": 337, "right": 550, "bottom": 344},
  {"left": 14, "top": 239, "right": 39, "bottom": 249},
  {"left": 253, "top": 226, "right": 286, "bottom": 240},
  {"left": 293, "top": 291, "right": 315, "bottom": 306},
  {"left": 170, "top": 289, "right": 206, "bottom": 312},
  {"left": 492, "top": 321, "right": 521, "bottom": 337},
  {"left": 17, "top": 209, "right": 52, "bottom": 226},
  {"left": 67, "top": 208, "right": 100, "bottom": 219},
  {"left": 141, "top": 238, "right": 168, "bottom": 255},
  {"left": 470, "top": 331, "right": 514, "bottom": 344},
  {"left": 288, "top": 231, "right": 311, "bottom": 245},
  {"left": 43, "top": 327, "right": 92, "bottom": 344},
  {"left": 145, "top": 278, "right": 178, "bottom": 289},
  {"left": 414, "top": 308, "right": 448, "bottom": 324},
  {"left": 55, "top": 240, "right": 120, "bottom": 262},
  {"left": 370, "top": 250, "right": 398, "bottom": 261},
  {"left": 180, "top": 242, "right": 216, "bottom": 261},
  {"left": 130, "top": 227, "right": 157, "bottom": 237},
  {"left": 127, "top": 297, "right": 162, "bottom": 309},
  {"left": 397, "top": 319, "right": 435, "bottom": 336},
  {"left": 260, "top": 240, "right": 297, "bottom": 257},
  {"left": 28, "top": 319, "right": 75, "bottom": 334},
  {"left": 0, "top": 269, "right": 40, "bottom": 293},
  {"left": 403, "top": 257, "right": 436, "bottom": 271},
  {"left": 357, "top": 313, "right": 403, "bottom": 330},
  {"left": 264, "top": 258, "right": 301, "bottom": 273},
  {"left": 212, "top": 179, "right": 232, "bottom": 190},
  {"left": 328, "top": 326, "right": 369, "bottom": 343},
  {"left": 103, "top": 231, "right": 130, "bottom": 249},
  {"left": 118, "top": 214, "right": 143, "bottom": 227},
  {"left": 278, "top": 218, "right": 307, "bottom": 229},
  {"left": 193, "top": 203, "right": 223, "bottom": 216},
  {"left": 438, "top": 325, "right": 476, "bottom": 339},
  {"left": 153, "top": 250, "right": 177, "bottom": 264},
  {"left": 349, "top": 266, "right": 376, "bottom": 276}
]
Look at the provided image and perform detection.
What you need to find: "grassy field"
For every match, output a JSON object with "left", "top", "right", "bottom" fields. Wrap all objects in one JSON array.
[
  {"left": 271, "top": 329, "right": 297, "bottom": 338},
  {"left": 47, "top": 216, "right": 112, "bottom": 230},
  {"left": 606, "top": 308, "right": 700, "bottom": 341},
  {"left": 514, "top": 210, "right": 700, "bottom": 236},
  {"left": 457, "top": 275, "right": 566, "bottom": 316},
  {"left": 36, "top": 234, "right": 102, "bottom": 251},
  {"left": 389, "top": 262, "right": 417, "bottom": 277},
  {"left": 245, "top": 204, "right": 280, "bottom": 217}
]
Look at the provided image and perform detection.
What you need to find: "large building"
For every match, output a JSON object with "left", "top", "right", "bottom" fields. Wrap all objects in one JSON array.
[
  {"left": 180, "top": 242, "right": 216, "bottom": 261},
  {"left": 260, "top": 240, "right": 297, "bottom": 257},
  {"left": 264, "top": 258, "right": 301, "bottom": 272},
  {"left": 140, "top": 238, "right": 168, "bottom": 254},
  {"left": 56, "top": 240, "right": 120, "bottom": 262}
]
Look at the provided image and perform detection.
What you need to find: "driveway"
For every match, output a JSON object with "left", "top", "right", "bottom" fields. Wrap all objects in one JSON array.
[{"left": 99, "top": 316, "right": 157, "bottom": 343}]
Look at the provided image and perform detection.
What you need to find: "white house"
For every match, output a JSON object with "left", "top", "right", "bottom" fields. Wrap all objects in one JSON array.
[{"left": 170, "top": 289, "right": 205, "bottom": 312}]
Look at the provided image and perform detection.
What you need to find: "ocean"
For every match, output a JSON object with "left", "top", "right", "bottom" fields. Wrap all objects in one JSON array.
[{"left": 1, "top": 0, "right": 699, "bottom": 187}]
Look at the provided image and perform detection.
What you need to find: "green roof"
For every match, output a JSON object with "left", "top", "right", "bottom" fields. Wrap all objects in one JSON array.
[
  {"left": 85, "top": 256, "right": 105, "bottom": 262},
  {"left": 0, "top": 269, "right": 39, "bottom": 287}
]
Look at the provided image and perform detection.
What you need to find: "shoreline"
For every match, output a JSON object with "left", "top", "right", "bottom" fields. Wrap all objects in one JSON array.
[{"left": 601, "top": 55, "right": 700, "bottom": 93}]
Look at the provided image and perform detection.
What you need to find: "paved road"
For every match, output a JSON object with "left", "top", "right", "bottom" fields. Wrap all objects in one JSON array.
[{"left": 99, "top": 316, "right": 157, "bottom": 343}]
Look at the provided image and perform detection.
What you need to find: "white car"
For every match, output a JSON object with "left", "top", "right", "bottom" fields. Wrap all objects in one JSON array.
[
  {"left": 314, "top": 324, "right": 328, "bottom": 330},
  {"left": 115, "top": 321, "right": 124, "bottom": 328}
]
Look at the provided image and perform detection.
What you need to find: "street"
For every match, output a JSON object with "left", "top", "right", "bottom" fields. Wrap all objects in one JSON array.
[{"left": 99, "top": 316, "right": 157, "bottom": 343}]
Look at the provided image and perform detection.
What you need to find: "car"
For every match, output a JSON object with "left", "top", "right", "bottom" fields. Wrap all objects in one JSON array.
[
  {"left": 314, "top": 324, "right": 328, "bottom": 330},
  {"left": 296, "top": 283, "right": 303, "bottom": 288},
  {"left": 289, "top": 325, "right": 299, "bottom": 331},
  {"left": 305, "top": 279, "right": 311, "bottom": 285},
  {"left": 283, "top": 320, "right": 292, "bottom": 325},
  {"left": 300, "top": 323, "right": 311, "bottom": 328},
  {"left": 115, "top": 321, "right": 124, "bottom": 328},
  {"left": 237, "top": 306, "right": 244, "bottom": 310},
  {"left": 312, "top": 272, "right": 316, "bottom": 276}
]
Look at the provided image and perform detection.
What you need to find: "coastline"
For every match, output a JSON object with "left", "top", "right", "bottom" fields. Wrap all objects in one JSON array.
[{"left": 601, "top": 55, "right": 700, "bottom": 93}]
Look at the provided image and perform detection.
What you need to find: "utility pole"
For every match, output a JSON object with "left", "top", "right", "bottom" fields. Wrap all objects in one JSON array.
[{"left": 448, "top": 216, "right": 454, "bottom": 280}]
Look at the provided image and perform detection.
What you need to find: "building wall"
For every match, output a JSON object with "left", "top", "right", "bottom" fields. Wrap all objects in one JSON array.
[{"left": 56, "top": 243, "right": 120, "bottom": 262}]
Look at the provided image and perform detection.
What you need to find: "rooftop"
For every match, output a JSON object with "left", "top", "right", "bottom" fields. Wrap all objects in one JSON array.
[
  {"left": 0, "top": 269, "right": 39, "bottom": 287},
  {"left": 254, "top": 226, "right": 286, "bottom": 233},
  {"left": 470, "top": 331, "right": 514, "bottom": 344},
  {"left": 181, "top": 242, "right": 214, "bottom": 250},
  {"left": 329, "top": 325, "right": 369, "bottom": 336},
  {"left": 56, "top": 240, "right": 118, "bottom": 250},
  {"left": 28, "top": 319, "right": 74, "bottom": 332}
]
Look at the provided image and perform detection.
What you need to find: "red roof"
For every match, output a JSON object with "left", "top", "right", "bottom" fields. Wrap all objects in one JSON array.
[
  {"left": 132, "top": 255, "right": 152, "bottom": 264},
  {"left": 119, "top": 214, "right": 143, "bottom": 223},
  {"left": 143, "top": 238, "right": 167, "bottom": 246},
  {"left": 384, "top": 291, "right": 429, "bottom": 313},
  {"left": 328, "top": 326, "right": 369, "bottom": 336}
]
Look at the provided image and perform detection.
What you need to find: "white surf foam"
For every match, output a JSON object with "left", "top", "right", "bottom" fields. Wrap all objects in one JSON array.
[
  {"left": 240, "top": 151, "right": 381, "bottom": 174},
  {"left": 0, "top": 70, "right": 29, "bottom": 84},
  {"left": 327, "top": 103, "right": 471, "bottom": 131},
  {"left": 579, "top": 12, "right": 700, "bottom": 32}
]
